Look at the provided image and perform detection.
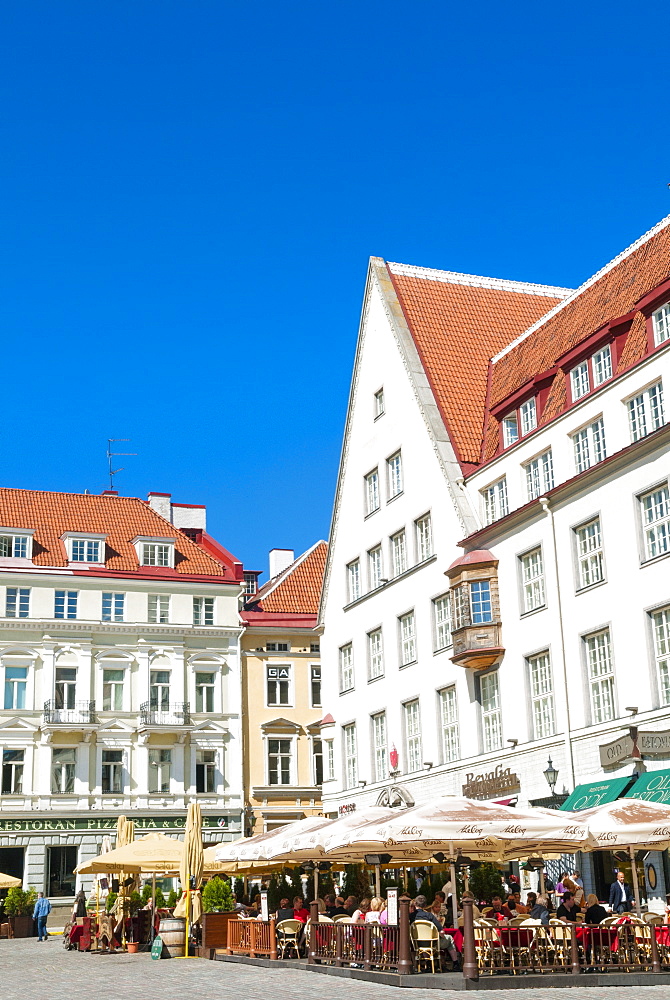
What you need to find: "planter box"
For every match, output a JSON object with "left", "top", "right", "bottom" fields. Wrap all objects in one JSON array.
[
  {"left": 201, "top": 911, "right": 237, "bottom": 950},
  {"left": 10, "top": 916, "right": 34, "bottom": 938}
]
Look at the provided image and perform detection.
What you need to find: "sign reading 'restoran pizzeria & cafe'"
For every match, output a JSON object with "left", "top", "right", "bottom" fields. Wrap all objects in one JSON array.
[
  {"left": 0, "top": 815, "right": 231, "bottom": 833},
  {"left": 462, "top": 766, "right": 520, "bottom": 800}
]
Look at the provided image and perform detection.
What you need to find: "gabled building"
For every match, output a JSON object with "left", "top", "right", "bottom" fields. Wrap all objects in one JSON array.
[
  {"left": 240, "top": 541, "right": 327, "bottom": 834},
  {"left": 319, "top": 217, "right": 670, "bottom": 904}
]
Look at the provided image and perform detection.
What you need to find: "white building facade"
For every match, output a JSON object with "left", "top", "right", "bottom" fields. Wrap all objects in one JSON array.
[
  {"left": 0, "top": 489, "right": 244, "bottom": 902},
  {"left": 319, "top": 218, "right": 670, "bottom": 905}
]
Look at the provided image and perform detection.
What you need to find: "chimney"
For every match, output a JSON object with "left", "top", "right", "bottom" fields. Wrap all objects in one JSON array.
[
  {"left": 147, "top": 492, "right": 172, "bottom": 522},
  {"left": 269, "top": 548, "right": 294, "bottom": 579},
  {"left": 147, "top": 492, "right": 207, "bottom": 531}
]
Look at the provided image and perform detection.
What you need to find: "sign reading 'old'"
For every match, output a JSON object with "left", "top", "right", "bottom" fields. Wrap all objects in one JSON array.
[
  {"left": 462, "top": 766, "right": 520, "bottom": 800},
  {"left": 600, "top": 729, "right": 670, "bottom": 768}
]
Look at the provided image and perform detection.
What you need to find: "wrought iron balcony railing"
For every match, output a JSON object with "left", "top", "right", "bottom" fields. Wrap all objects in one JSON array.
[
  {"left": 43, "top": 700, "right": 97, "bottom": 725},
  {"left": 140, "top": 701, "right": 191, "bottom": 726}
]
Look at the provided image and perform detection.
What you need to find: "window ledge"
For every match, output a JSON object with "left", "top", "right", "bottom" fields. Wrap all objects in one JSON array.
[
  {"left": 364, "top": 508, "right": 380, "bottom": 521},
  {"left": 374, "top": 412, "right": 385, "bottom": 422},
  {"left": 399, "top": 659, "right": 417, "bottom": 670},
  {"left": 575, "top": 578, "right": 607, "bottom": 596},
  {"left": 640, "top": 550, "right": 670, "bottom": 569},
  {"left": 368, "top": 674, "right": 385, "bottom": 684},
  {"left": 520, "top": 605, "right": 547, "bottom": 619},
  {"left": 343, "top": 554, "right": 437, "bottom": 611},
  {"left": 433, "top": 644, "right": 454, "bottom": 656},
  {"left": 386, "top": 491, "right": 404, "bottom": 505},
  {"left": 339, "top": 687, "right": 355, "bottom": 696}
]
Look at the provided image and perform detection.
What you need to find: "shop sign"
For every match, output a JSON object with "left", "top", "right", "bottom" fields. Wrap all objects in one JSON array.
[
  {"left": 462, "top": 766, "right": 520, "bottom": 800},
  {"left": 338, "top": 803, "right": 356, "bottom": 816},
  {"left": 0, "top": 815, "right": 231, "bottom": 833},
  {"left": 599, "top": 733, "right": 635, "bottom": 767},
  {"left": 600, "top": 729, "right": 670, "bottom": 768},
  {"left": 639, "top": 730, "right": 670, "bottom": 755}
]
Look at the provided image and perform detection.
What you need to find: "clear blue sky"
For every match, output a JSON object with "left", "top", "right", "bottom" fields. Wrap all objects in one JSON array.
[{"left": 2, "top": 1, "right": 669, "bottom": 581}]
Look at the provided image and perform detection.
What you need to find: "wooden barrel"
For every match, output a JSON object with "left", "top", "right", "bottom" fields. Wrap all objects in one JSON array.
[{"left": 158, "top": 917, "right": 186, "bottom": 958}]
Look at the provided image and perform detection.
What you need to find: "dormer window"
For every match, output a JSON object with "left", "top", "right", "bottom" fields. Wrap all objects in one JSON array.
[
  {"left": 519, "top": 398, "right": 537, "bottom": 435},
  {"left": 0, "top": 532, "right": 31, "bottom": 559},
  {"left": 653, "top": 303, "right": 670, "bottom": 347},
  {"left": 570, "top": 361, "right": 590, "bottom": 400},
  {"left": 133, "top": 536, "right": 176, "bottom": 568},
  {"left": 62, "top": 532, "right": 105, "bottom": 565},
  {"left": 592, "top": 345, "right": 612, "bottom": 385},
  {"left": 503, "top": 413, "right": 518, "bottom": 447},
  {"left": 502, "top": 395, "right": 538, "bottom": 449},
  {"left": 569, "top": 344, "right": 613, "bottom": 402}
]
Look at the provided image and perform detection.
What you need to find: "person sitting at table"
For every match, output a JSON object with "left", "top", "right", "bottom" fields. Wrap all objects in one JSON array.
[
  {"left": 429, "top": 897, "right": 446, "bottom": 926},
  {"left": 412, "top": 895, "right": 461, "bottom": 971},
  {"left": 556, "top": 892, "right": 580, "bottom": 922},
  {"left": 489, "top": 895, "right": 513, "bottom": 920},
  {"left": 459, "top": 891, "right": 482, "bottom": 919},
  {"left": 292, "top": 896, "right": 310, "bottom": 923},
  {"left": 512, "top": 891, "right": 529, "bottom": 914},
  {"left": 343, "top": 895, "right": 359, "bottom": 916},
  {"left": 324, "top": 894, "right": 346, "bottom": 917},
  {"left": 433, "top": 890, "right": 449, "bottom": 919},
  {"left": 506, "top": 893, "right": 518, "bottom": 914},
  {"left": 584, "top": 893, "right": 607, "bottom": 924},
  {"left": 526, "top": 892, "right": 549, "bottom": 925},
  {"left": 366, "top": 896, "right": 385, "bottom": 922},
  {"left": 351, "top": 898, "right": 371, "bottom": 922}
]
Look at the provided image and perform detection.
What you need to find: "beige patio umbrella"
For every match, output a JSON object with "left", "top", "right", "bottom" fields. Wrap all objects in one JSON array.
[
  {"left": 0, "top": 872, "right": 21, "bottom": 889},
  {"left": 174, "top": 803, "right": 203, "bottom": 956},
  {"left": 76, "top": 832, "right": 185, "bottom": 874}
]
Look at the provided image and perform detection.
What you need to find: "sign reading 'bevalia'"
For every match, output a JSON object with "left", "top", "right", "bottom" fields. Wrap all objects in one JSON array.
[{"left": 462, "top": 766, "right": 520, "bottom": 800}]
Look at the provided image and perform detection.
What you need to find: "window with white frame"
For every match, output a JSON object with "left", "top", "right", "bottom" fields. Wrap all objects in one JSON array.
[
  {"left": 266, "top": 665, "right": 291, "bottom": 706},
  {"left": 575, "top": 518, "right": 604, "bottom": 588},
  {"left": 365, "top": 469, "right": 380, "bottom": 514},
  {"left": 311, "top": 664, "right": 321, "bottom": 706},
  {"left": 404, "top": 700, "right": 422, "bottom": 772},
  {"left": 391, "top": 530, "right": 407, "bottom": 577},
  {"left": 439, "top": 686, "right": 460, "bottom": 762},
  {"left": 310, "top": 641, "right": 320, "bottom": 653},
  {"left": 592, "top": 345, "right": 613, "bottom": 385},
  {"left": 525, "top": 450, "right": 554, "bottom": 500},
  {"left": 399, "top": 611, "right": 416, "bottom": 665},
  {"left": 266, "top": 641, "right": 290, "bottom": 652},
  {"left": 51, "top": 748, "right": 75, "bottom": 794},
  {"left": 415, "top": 513, "right": 433, "bottom": 561},
  {"left": 503, "top": 412, "right": 519, "bottom": 447},
  {"left": 343, "top": 724, "right": 357, "bottom": 788},
  {"left": 148, "top": 594, "right": 170, "bottom": 623},
  {"left": 433, "top": 593, "right": 452, "bottom": 650},
  {"left": 572, "top": 418, "right": 606, "bottom": 473},
  {"left": 628, "top": 382, "right": 665, "bottom": 442},
  {"left": 482, "top": 478, "right": 508, "bottom": 524},
  {"left": 150, "top": 670, "right": 170, "bottom": 711},
  {"left": 55, "top": 667, "right": 76, "bottom": 710},
  {"left": 196, "top": 749, "right": 216, "bottom": 792},
  {"left": 101, "top": 749, "right": 123, "bottom": 794},
  {"left": 521, "top": 548, "right": 545, "bottom": 612},
  {"left": 452, "top": 584, "right": 469, "bottom": 629},
  {"left": 480, "top": 672, "right": 502, "bottom": 752},
  {"left": 570, "top": 361, "right": 590, "bottom": 401},
  {"left": 141, "top": 542, "right": 171, "bottom": 567},
  {"left": 193, "top": 596, "right": 214, "bottom": 625},
  {"left": 347, "top": 560, "right": 361, "bottom": 602},
  {"left": 55, "top": 591, "right": 77, "bottom": 620},
  {"left": 6, "top": 587, "right": 29, "bottom": 618},
  {"left": 339, "top": 644, "right": 354, "bottom": 692},
  {"left": 102, "top": 669, "right": 124, "bottom": 711},
  {"left": 325, "top": 738, "right": 335, "bottom": 780},
  {"left": 640, "top": 483, "right": 670, "bottom": 560},
  {"left": 195, "top": 672, "right": 216, "bottom": 712},
  {"left": 2, "top": 749, "right": 24, "bottom": 793},
  {"left": 368, "top": 628, "right": 384, "bottom": 680},
  {"left": 4, "top": 665, "right": 27, "bottom": 710},
  {"left": 148, "top": 749, "right": 171, "bottom": 793},
  {"left": 374, "top": 388, "right": 385, "bottom": 418},
  {"left": 652, "top": 607, "right": 670, "bottom": 705},
  {"left": 470, "top": 581, "right": 493, "bottom": 623},
  {"left": 652, "top": 303, "right": 670, "bottom": 347},
  {"left": 102, "top": 592, "right": 125, "bottom": 622},
  {"left": 312, "top": 738, "right": 323, "bottom": 785},
  {"left": 387, "top": 452, "right": 403, "bottom": 498},
  {"left": 71, "top": 538, "right": 101, "bottom": 563},
  {"left": 368, "top": 545, "right": 383, "bottom": 590},
  {"left": 243, "top": 572, "right": 258, "bottom": 596},
  {"left": 0, "top": 533, "right": 29, "bottom": 558},
  {"left": 372, "top": 712, "right": 387, "bottom": 782},
  {"left": 520, "top": 397, "right": 537, "bottom": 436},
  {"left": 528, "top": 651, "right": 555, "bottom": 738},
  {"left": 585, "top": 628, "right": 616, "bottom": 723}
]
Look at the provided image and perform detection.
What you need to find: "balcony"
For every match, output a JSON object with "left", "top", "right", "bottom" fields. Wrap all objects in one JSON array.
[
  {"left": 43, "top": 700, "right": 97, "bottom": 726},
  {"left": 139, "top": 702, "right": 191, "bottom": 727}
]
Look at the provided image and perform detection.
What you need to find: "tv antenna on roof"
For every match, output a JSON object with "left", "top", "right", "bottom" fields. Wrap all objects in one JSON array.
[{"left": 106, "top": 439, "right": 137, "bottom": 491}]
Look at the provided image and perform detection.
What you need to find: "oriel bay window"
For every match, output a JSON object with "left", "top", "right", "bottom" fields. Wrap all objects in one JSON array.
[
  {"left": 51, "top": 748, "right": 76, "bottom": 794},
  {"left": 267, "top": 665, "right": 291, "bottom": 706},
  {"left": 447, "top": 550, "right": 503, "bottom": 670},
  {"left": 267, "top": 739, "right": 291, "bottom": 785},
  {"left": 196, "top": 749, "right": 216, "bottom": 792},
  {"left": 101, "top": 749, "right": 123, "bottom": 793},
  {"left": 149, "top": 749, "right": 171, "bottom": 793}
]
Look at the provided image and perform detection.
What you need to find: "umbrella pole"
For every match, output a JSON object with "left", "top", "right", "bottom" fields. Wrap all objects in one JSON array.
[
  {"left": 96, "top": 880, "right": 100, "bottom": 952},
  {"left": 184, "top": 867, "right": 190, "bottom": 959},
  {"left": 313, "top": 868, "right": 318, "bottom": 902},
  {"left": 629, "top": 846, "right": 642, "bottom": 917},
  {"left": 449, "top": 842, "right": 458, "bottom": 929},
  {"left": 539, "top": 869, "right": 546, "bottom": 897},
  {"left": 375, "top": 864, "right": 381, "bottom": 897},
  {"left": 151, "top": 872, "right": 156, "bottom": 944}
]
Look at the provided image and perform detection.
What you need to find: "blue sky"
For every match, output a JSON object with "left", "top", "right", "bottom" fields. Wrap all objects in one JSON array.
[{"left": 2, "top": 1, "right": 669, "bottom": 580}]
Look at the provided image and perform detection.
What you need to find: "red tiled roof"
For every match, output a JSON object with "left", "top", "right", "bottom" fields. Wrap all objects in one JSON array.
[
  {"left": 244, "top": 541, "right": 327, "bottom": 617},
  {"left": 388, "top": 265, "right": 566, "bottom": 468},
  {"left": 0, "top": 488, "right": 230, "bottom": 578}
]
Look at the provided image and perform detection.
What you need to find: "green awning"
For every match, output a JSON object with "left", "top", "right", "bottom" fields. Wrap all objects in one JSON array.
[
  {"left": 624, "top": 769, "right": 670, "bottom": 804},
  {"left": 560, "top": 776, "right": 634, "bottom": 811}
]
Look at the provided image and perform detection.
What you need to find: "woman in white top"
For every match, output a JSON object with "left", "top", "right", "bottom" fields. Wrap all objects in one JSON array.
[
  {"left": 352, "top": 898, "right": 371, "bottom": 922},
  {"left": 365, "top": 896, "right": 385, "bottom": 922}
]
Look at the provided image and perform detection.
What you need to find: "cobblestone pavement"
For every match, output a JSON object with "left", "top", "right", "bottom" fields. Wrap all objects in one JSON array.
[{"left": 3, "top": 938, "right": 670, "bottom": 1000}]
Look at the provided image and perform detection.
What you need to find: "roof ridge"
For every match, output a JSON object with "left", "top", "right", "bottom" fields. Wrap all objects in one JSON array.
[
  {"left": 0, "top": 486, "right": 143, "bottom": 500},
  {"left": 255, "top": 540, "right": 327, "bottom": 602},
  {"left": 387, "top": 261, "right": 573, "bottom": 299},
  {"left": 491, "top": 213, "right": 670, "bottom": 363}
]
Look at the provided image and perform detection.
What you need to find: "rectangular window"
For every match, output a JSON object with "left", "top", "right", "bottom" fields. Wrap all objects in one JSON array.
[
  {"left": 439, "top": 687, "right": 460, "bottom": 762},
  {"left": 399, "top": 611, "right": 416, "bottom": 665},
  {"left": 148, "top": 595, "right": 170, "bottom": 624},
  {"left": 365, "top": 470, "right": 380, "bottom": 514},
  {"left": 150, "top": 670, "right": 170, "bottom": 711},
  {"left": 525, "top": 450, "right": 555, "bottom": 500},
  {"left": 266, "top": 641, "right": 290, "bottom": 652},
  {"left": 311, "top": 664, "right": 321, "bottom": 706},
  {"left": 195, "top": 672, "right": 215, "bottom": 712},
  {"left": 575, "top": 518, "right": 604, "bottom": 588},
  {"left": 470, "top": 581, "right": 492, "bottom": 623},
  {"left": 585, "top": 628, "right": 615, "bottom": 723},
  {"left": 243, "top": 573, "right": 257, "bottom": 596},
  {"left": 482, "top": 478, "right": 508, "bottom": 524},
  {"left": 480, "top": 672, "right": 502, "bottom": 752},
  {"left": 503, "top": 413, "right": 519, "bottom": 447},
  {"left": 521, "top": 548, "right": 545, "bottom": 612},
  {"left": 102, "top": 592, "right": 125, "bottom": 622},
  {"left": 193, "top": 596, "right": 214, "bottom": 625},
  {"left": 102, "top": 669, "right": 124, "bottom": 712},
  {"left": 570, "top": 361, "right": 590, "bottom": 400},
  {"left": 312, "top": 738, "right": 323, "bottom": 785},
  {"left": 266, "top": 665, "right": 291, "bottom": 706},
  {"left": 2, "top": 749, "right": 24, "bottom": 793},
  {"left": 347, "top": 560, "right": 361, "bottom": 602},
  {"left": 325, "top": 739, "right": 335, "bottom": 780},
  {"left": 372, "top": 712, "right": 387, "bottom": 782},
  {"left": 641, "top": 484, "right": 670, "bottom": 560},
  {"left": 572, "top": 418, "right": 606, "bottom": 473},
  {"left": 101, "top": 749, "right": 123, "bottom": 794},
  {"left": 343, "top": 724, "right": 357, "bottom": 788},
  {"left": 628, "top": 382, "right": 665, "bottom": 442},
  {"left": 148, "top": 749, "right": 171, "bottom": 793},
  {"left": 5, "top": 588, "right": 29, "bottom": 619},
  {"left": 452, "top": 584, "right": 469, "bottom": 629},
  {"left": 71, "top": 539, "right": 101, "bottom": 562},
  {"left": 374, "top": 388, "right": 385, "bottom": 418},
  {"left": 387, "top": 452, "right": 403, "bottom": 498},
  {"left": 653, "top": 303, "right": 670, "bottom": 347},
  {"left": 55, "top": 667, "right": 77, "bottom": 710},
  {"left": 339, "top": 644, "right": 354, "bottom": 692},
  {"left": 0, "top": 534, "right": 28, "bottom": 558},
  {"left": 196, "top": 749, "right": 216, "bottom": 792},
  {"left": 54, "top": 591, "right": 78, "bottom": 620},
  {"left": 368, "top": 546, "right": 383, "bottom": 590},
  {"left": 433, "top": 594, "right": 452, "bottom": 650},
  {"left": 652, "top": 607, "right": 670, "bottom": 705},
  {"left": 142, "top": 542, "right": 171, "bottom": 566},
  {"left": 404, "top": 700, "right": 422, "bottom": 772},
  {"left": 528, "top": 651, "right": 555, "bottom": 739},
  {"left": 51, "top": 748, "right": 75, "bottom": 794},
  {"left": 368, "top": 628, "right": 384, "bottom": 680},
  {"left": 592, "top": 345, "right": 612, "bottom": 385},
  {"left": 310, "top": 642, "right": 320, "bottom": 653},
  {"left": 415, "top": 513, "right": 433, "bottom": 562},
  {"left": 520, "top": 397, "right": 537, "bottom": 435},
  {"left": 391, "top": 530, "right": 407, "bottom": 577},
  {"left": 47, "top": 846, "right": 77, "bottom": 898},
  {"left": 4, "top": 666, "right": 27, "bottom": 710}
]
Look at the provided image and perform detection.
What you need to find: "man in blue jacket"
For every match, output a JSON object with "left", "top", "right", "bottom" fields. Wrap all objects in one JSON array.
[
  {"left": 33, "top": 891, "right": 52, "bottom": 941},
  {"left": 609, "top": 871, "right": 634, "bottom": 914}
]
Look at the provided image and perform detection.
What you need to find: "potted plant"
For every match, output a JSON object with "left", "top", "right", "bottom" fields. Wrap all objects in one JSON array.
[
  {"left": 5, "top": 887, "right": 37, "bottom": 938},
  {"left": 126, "top": 890, "right": 143, "bottom": 952},
  {"left": 201, "top": 877, "right": 237, "bottom": 952}
]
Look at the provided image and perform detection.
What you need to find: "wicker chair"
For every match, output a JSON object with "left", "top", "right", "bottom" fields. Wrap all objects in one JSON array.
[
  {"left": 410, "top": 920, "right": 441, "bottom": 973},
  {"left": 276, "top": 919, "right": 302, "bottom": 959}
]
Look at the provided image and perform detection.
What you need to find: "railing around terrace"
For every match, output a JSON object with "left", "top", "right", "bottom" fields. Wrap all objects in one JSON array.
[
  {"left": 227, "top": 917, "right": 277, "bottom": 959},
  {"left": 308, "top": 900, "right": 411, "bottom": 974}
]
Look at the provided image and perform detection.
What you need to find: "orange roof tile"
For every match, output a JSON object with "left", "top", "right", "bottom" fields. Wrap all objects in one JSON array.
[
  {"left": 0, "top": 488, "right": 229, "bottom": 578},
  {"left": 388, "top": 264, "right": 566, "bottom": 467},
  {"left": 248, "top": 541, "right": 327, "bottom": 615}
]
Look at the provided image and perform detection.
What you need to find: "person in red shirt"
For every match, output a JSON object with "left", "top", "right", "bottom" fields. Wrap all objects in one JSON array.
[
  {"left": 490, "top": 895, "right": 513, "bottom": 920},
  {"left": 292, "top": 896, "right": 310, "bottom": 923}
]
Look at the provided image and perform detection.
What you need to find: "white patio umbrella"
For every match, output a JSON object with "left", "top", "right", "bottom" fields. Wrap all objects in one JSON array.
[{"left": 216, "top": 815, "right": 331, "bottom": 865}]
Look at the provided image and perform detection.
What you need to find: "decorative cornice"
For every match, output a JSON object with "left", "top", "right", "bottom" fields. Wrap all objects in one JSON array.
[
  {"left": 387, "top": 261, "right": 573, "bottom": 299},
  {"left": 0, "top": 620, "right": 240, "bottom": 639}
]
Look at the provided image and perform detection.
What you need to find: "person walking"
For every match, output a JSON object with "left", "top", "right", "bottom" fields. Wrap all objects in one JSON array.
[
  {"left": 33, "top": 891, "right": 52, "bottom": 941},
  {"left": 609, "top": 871, "right": 634, "bottom": 914}
]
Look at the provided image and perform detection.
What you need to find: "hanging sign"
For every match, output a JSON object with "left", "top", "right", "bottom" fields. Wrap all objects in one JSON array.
[
  {"left": 386, "top": 888, "right": 398, "bottom": 927},
  {"left": 462, "top": 766, "right": 520, "bottom": 800}
]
